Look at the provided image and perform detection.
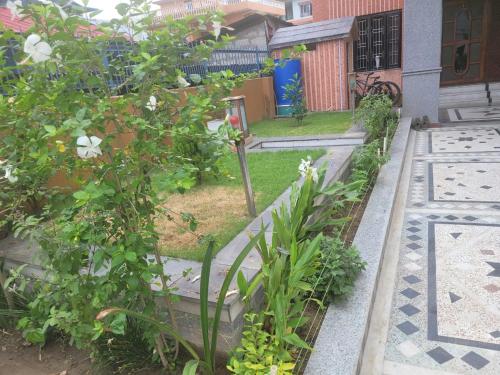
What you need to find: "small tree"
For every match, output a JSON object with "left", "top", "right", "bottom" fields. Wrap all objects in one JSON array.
[{"left": 283, "top": 73, "right": 307, "bottom": 125}]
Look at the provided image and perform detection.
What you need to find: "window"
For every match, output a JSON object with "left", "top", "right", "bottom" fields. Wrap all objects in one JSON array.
[
  {"left": 285, "top": 1, "right": 293, "bottom": 20},
  {"left": 299, "top": 2, "right": 312, "bottom": 18},
  {"left": 184, "top": 0, "right": 193, "bottom": 11},
  {"left": 354, "top": 10, "right": 402, "bottom": 71}
]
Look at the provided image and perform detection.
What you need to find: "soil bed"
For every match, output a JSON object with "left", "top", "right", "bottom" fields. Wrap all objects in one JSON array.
[
  {"left": 294, "top": 184, "right": 374, "bottom": 374},
  {"left": 0, "top": 329, "right": 91, "bottom": 375}
]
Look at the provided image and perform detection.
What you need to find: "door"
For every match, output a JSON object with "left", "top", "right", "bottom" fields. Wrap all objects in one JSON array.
[{"left": 441, "top": 0, "right": 486, "bottom": 85}]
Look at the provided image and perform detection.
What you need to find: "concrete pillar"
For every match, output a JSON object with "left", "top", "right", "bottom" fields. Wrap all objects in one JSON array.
[{"left": 402, "top": 0, "right": 443, "bottom": 122}]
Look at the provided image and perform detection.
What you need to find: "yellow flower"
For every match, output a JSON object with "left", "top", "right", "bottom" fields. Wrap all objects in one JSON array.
[{"left": 56, "top": 140, "right": 65, "bottom": 153}]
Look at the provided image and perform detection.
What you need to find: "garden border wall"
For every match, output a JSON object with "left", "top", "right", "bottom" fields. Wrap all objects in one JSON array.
[
  {"left": 305, "top": 117, "right": 412, "bottom": 374},
  {"left": 0, "top": 145, "right": 357, "bottom": 353},
  {"left": 163, "top": 145, "right": 356, "bottom": 351}
]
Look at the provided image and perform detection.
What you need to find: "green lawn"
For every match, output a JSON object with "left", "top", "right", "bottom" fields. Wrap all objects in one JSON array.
[
  {"left": 250, "top": 111, "right": 353, "bottom": 138},
  {"left": 159, "top": 149, "right": 325, "bottom": 261}
]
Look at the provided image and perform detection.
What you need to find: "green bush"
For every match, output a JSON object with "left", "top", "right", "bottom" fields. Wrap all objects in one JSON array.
[
  {"left": 227, "top": 313, "right": 295, "bottom": 375},
  {"left": 307, "top": 237, "right": 366, "bottom": 303},
  {"left": 350, "top": 140, "right": 389, "bottom": 192},
  {"left": 355, "top": 94, "right": 394, "bottom": 141},
  {"left": 283, "top": 73, "right": 307, "bottom": 125}
]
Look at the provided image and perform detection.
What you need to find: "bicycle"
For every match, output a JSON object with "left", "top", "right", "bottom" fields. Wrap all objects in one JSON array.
[{"left": 354, "top": 71, "right": 401, "bottom": 106}]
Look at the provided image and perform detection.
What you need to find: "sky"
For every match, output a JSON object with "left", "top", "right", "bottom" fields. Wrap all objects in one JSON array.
[
  {"left": 85, "top": 0, "right": 122, "bottom": 20},
  {"left": 85, "top": 0, "right": 159, "bottom": 20}
]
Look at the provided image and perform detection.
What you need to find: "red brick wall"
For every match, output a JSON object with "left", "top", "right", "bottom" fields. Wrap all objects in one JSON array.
[{"left": 312, "top": 0, "right": 404, "bottom": 21}]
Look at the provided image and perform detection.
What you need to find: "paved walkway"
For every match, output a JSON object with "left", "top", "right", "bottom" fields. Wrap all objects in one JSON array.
[{"left": 365, "top": 118, "right": 500, "bottom": 374}]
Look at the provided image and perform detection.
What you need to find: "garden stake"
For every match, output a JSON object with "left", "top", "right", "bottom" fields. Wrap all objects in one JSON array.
[
  {"left": 228, "top": 114, "right": 257, "bottom": 218},
  {"left": 236, "top": 139, "right": 257, "bottom": 217}
]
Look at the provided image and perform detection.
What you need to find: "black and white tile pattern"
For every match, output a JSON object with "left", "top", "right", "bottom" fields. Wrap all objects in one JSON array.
[
  {"left": 448, "top": 107, "right": 500, "bottom": 122},
  {"left": 384, "top": 120, "right": 500, "bottom": 374}
]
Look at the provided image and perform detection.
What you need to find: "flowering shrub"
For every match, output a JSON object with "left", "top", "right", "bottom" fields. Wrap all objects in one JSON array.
[{"left": 0, "top": 0, "right": 245, "bottom": 367}]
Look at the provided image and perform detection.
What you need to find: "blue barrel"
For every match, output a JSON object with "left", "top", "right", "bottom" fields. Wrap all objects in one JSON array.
[{"left": 273, "top": 59, "right": 302, "bottom": 116}]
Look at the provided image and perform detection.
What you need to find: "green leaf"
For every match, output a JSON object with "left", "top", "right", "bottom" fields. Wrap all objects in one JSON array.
[
  {"left": 43, "top": 125, "right": 57, "bottom": 136},
  {"left": 72, "top": 191, "right": 89, "bottom": 201},
  {"left": 110, "top": 313, "right": 127, "bottom": 335},
  {"left": 209, "top": 228, "right": 267, "bottom": 367},
  {"left": 283, "top": 333, "right": 311, "bottom": 350},
  {"left": 125, "top": 251, "right": 137, "bottom": 262},
  {"left": 25, "top": 329, "right": 45, "bottom": 345},
  {"left": 200, "top": 240, "right": 214, "bottom": 371},
  {"left": 236, "top": 270, "right": 247, "bottom": 297},
  {"left": 182, "top": 360, "right": 199, "bottom": 375},
  {"left": 111, "top": 253, "right": 125, "bottom": 269},
  {"left": 115, "top": 2, "right": 129, "bottom": 16}
]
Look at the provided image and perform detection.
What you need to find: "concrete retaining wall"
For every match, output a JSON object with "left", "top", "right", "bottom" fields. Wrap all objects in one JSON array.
[{"left": 305, "top": 117, "right": 412, "bottom": 374}]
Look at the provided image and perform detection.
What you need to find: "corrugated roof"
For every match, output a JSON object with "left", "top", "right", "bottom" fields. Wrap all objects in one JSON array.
[
  {"left": 0, "top": 8, "right": 33, "bottom": 33},
  {"left": 269, "top": 16, "right": 355, "bottom": 50}
]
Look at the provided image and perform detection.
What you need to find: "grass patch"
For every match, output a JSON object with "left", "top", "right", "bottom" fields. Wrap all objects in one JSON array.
[
  {"left": 158, "top": 149, "right": 325, "bottom": 261},
  {"left": 250, "top": 111, "right": 352, "bottom": 138}
]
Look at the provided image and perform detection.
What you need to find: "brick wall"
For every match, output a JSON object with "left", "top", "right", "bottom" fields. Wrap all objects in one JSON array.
[{"left": 312, "top": 0, "right": 404, "bottom": 21}]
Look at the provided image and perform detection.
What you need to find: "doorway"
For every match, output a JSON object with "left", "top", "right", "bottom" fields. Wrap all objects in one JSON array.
[
  {"left": 441, "top": 0, "right": 486, "bottom": 86},
  {"left": 441, "top": 0, "right": 500, "bottom": 86}
]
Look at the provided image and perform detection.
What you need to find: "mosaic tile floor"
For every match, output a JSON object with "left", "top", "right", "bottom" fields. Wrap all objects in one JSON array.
[
  {"left": 448, "top": 107, "right": 500, "bottom": 122},
  {"left": 383, "top": 123, "right": 500, "bottom": 374}
]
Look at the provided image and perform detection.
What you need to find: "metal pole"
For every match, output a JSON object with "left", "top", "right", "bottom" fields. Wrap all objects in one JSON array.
[{"left": 235, "top": 140, "right": 257, "bottom": 217}]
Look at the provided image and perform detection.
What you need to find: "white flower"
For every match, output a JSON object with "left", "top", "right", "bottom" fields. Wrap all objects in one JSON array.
[
  {"left": 4, "top": 165, "right": 18, "bottom": 183},
  {"left": 146, "top": 95, "right": 157, "bottom": 111},
  {"left": 177, "top": 76, "right": 190, "bottom": 88},
  {"left": 189, "top": 74, "right": 202, "bottom": 84},
  {"left": 77, "top": 135, "right": 102, "bottom": 159},
  {"left": 298, "top": 156, "right": 318, "bottom": 183},
  {"left": 212, "top": 21, "right": 234, "bottom": 41},
  {"left": 23, "top": 34, "right": 53, "bottom": 63},
  {"left": 298, "top": 156, "right": 312, "bottom": 176},
  {"left": 6, "top": 0, "right": 22, "bottom": 20}
]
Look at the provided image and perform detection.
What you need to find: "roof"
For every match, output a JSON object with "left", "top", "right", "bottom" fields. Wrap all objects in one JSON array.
[
  {"left": 269, "top": 16, "right": 356, "bottom": 50},
  {"left": 1, "top": 7, "right": 103, "bottom": 36},
  {"left": 0, "top": 8, "right": 33, "bottom": 33}
]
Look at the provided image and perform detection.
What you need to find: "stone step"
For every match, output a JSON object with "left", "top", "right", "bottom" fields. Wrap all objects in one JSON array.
[
  {"left": 439, "top": 98, "right": 489, "bottom": 108},
  {"left": 440, "top": 83, "right": 486, "bottom": 95},
  {"left": 439, "top": 91, "right": 487, "bottom": 101},
  {"left": 488, "top": 82, "right": 500, "bottom": 91},
  {"left": 439, "top": 92, "right": 488, "bottom": 108}
]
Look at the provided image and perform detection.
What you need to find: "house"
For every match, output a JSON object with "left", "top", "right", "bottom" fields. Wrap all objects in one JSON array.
[
  {"left": 0, "top": 0, "right": 96, "bottom": 33},
  {"left": 270, "top": 0, "right": 500, "bottom": 122},
  {"left": 154, "top": 0, "right": 290, "bottom": 49},
  {"left": 284, "top": 0, "right": 312, "bottom": 25}
]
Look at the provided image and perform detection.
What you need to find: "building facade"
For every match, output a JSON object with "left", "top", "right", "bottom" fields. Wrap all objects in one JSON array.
[
  {"left": 271, "top": 0, "right": 500, "bottom": 120},
  {"left": 284, "top": 0, "right": 313, "bottom": 25}
]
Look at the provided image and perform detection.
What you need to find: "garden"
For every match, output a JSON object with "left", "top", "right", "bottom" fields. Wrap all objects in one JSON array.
[{"left": 0, "top": 1, "right": 400, "bottom": 374}]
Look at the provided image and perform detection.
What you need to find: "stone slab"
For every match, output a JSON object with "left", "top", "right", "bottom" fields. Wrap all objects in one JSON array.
[{"left": 305, "top": 118, "right": 413, "bottom": 375}]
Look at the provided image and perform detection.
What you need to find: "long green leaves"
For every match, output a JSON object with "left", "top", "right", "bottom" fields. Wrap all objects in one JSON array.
[
  {"left": 200, "top": 241, "right": 213, "bottom": 371},
  {"left": 201, "top": 228, "right": 266, "bottom": 374}
]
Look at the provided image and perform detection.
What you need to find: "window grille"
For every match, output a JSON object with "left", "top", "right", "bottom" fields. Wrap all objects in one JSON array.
[
  {"left": 299, "top": 2, "right": 312, "bottom": 18},
  {"left": 354, "top": 10, "right": 402, "bottom": 71}
]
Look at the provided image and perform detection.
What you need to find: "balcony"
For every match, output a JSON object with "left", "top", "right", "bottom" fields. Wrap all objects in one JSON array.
[{"left": 155, "top": 0, "right": 286, "bottom": 21}]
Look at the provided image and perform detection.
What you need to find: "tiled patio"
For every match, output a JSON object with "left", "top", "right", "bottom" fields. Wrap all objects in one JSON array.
[{"left": 381, "top": 121, "right": 500, "bottom": 374}]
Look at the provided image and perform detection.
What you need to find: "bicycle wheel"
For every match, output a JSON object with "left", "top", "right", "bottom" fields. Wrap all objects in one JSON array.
[
  {"left": 382, "top": 81, "right": 401, "bottom": 106},
  {"left": 371, "top": 81, "right": 401, "bottom": 106}
]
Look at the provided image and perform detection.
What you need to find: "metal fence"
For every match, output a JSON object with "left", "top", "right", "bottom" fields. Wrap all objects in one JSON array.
[
  {"left": 1, "top": 40, "right": 270, "bottom": 94},
  {"left": 182, "top": 47, "right": 270, "bottom": 77}
]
